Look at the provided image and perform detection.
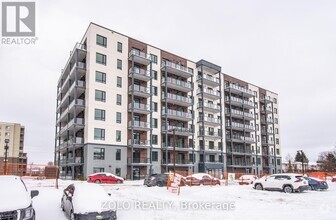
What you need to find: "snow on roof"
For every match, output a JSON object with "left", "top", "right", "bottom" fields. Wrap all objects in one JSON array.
[
  {"left": 89, "top": 172, "right": 124, "bottom": 180},
  {"left": 191, "top": 173, "right": 211, "bottom": 180},
  {"left": 72, "top": 182, "right": 113, "bottom": 214},
  {"left": 0, "top": 175, "right": 31, "bottom": 212}
]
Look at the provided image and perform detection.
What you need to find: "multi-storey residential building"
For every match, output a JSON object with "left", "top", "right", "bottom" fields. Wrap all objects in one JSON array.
[
  {"left": 55, "top": 23, "right": 282, "bottom": 180},
  {"left": 0, "top": 121, "right": 28, "bottom": 175}
]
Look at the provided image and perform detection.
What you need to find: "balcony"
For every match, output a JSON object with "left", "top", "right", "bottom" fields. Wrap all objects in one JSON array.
[
  {"left": 161, "top": 61, "right": 193, "bottom": 78},
  {"left": 197, "top": 88, "right": 220, "bottom": 100},
  {"left": 128, "top": 121, "right": 151, "bottom": 131},
  {"left": 196, "top": 75, "right": 220, "bottom": 87},
  {"left": 197, "top": 116, "right": 221, "bottom": 126},
  {"left": 261, "top": 118, "right": 274, "bottom": 124},
  {"left": 128, "top": 139, "right": 150, "bottom": 148},
  {"left": 227, "top": 149, "right": 254, "bottom": 155},
  {"left": 59, "top": 117, "right": 85, "bottom": 136},
  {"left": 161, "top": 77, "right": 192, "bottom": 92},
  {"left": 162, "top": 92, "right": 193, "bottom": 107},
  {"left": 128, "top": 67, "right": 151, "bottom": 81},
  {"left": 225, "top": 121, "right": 255, "bottom": 132},
  {"left": 225, "top": 96, "right": 255, "bottom": 109},
  {"left": 261, "top": 129, "right": 274, "bottom": 135},
  {"left": 162, "top": 143, "right": 193, "bottom": 152},
  {"left": 161, "top": 125, "right": 193, "bottom": 136},
  {"left": 261, "top": 140, "right": 275, "bottom": 146},
  {"left": 59, "top": 137, "right": 84, "bottom": 151},
  {"left": 128, "top": 85, "right": 151, "bottom": 98},
  {"left": 225, "top": 108, "right": 254, "bottom": 120},
  {"left": 58, "top": 99, "right": 85, "bottom": 123},
  {"left": 128, "top": 103, "right": 151, "bottom": 114},
  {"left": 200, "top": 146, "right": 222, "bottom": 153},
  {"left": 129, "top": 49, "right": 151, "bottom": 66},
  {"left": 67, "top": 157, "right": 84, "bottom": 165},
  {"left": 197, "top": 102, "right": 221, "bottom": 113},
  {"left": 260, "top": 96, "right": 273, "bottom": 103},
  {"left": 227, "top": 162, "right": 254, "bottom": 167},
  {"left": 198, "top": 131, "right": 221, "bottom": 139},
  {"left": 161, "top": 158, "right": 194, "bottom": 167},
  {"left": 260, "top": 106, "right": 273, "bottom": 114},
  {"left": 162, "top": 108, "right": 193, "bottom": 122},
  {"left": 127, "top": 157, "right": 151, "bottom": 166},
  {"left": 225, "top": 84, "right": 255, "bottom": 98},
  {"left": 226, "top": 135, "right": 255, "bottom": 144}
]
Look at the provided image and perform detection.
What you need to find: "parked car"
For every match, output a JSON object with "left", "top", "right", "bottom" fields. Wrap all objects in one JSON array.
[
  {"left": 0, "top": 175, "right": 39, "bottom": 220},
  {"left": 184, "top": 176, "right": 201, "bottom": 186},
  {"left": 144, "top": 173, "right": 168, "bottom": 187},
  {"left": 88, "top": 172, "right": 124, "bottom": 184},
  {"left": 238, "top": 175, "right": 258, "bottom": 185},
  {"left": 61, "top": 183, "right": 117, "bottom": 220},
  {"left": 192, "top": 173, "right": 220, "bottom": 185},
  {"left": 304, "top": 177, "right": 328, "bottom": 190},
  {"left": 253, "top": 173, "right": 309, "bottom": 193}
]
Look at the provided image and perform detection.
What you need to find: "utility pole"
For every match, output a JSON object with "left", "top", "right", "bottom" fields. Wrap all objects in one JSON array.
[{"left": 4, "top": 139, "right": 9, "bottom": 175}]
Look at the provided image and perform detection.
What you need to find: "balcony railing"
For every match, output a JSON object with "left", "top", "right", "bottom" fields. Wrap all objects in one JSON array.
[
  {"left": 226, "top": 121, "right": 255, "bottom": 131},
  {"left": 197, "top": 75, "right": 220, "bottom": 84},
  {"left": 162, "top": 77, "right": 192, "bottom": 90},
  {"left": 163, "top": 92, "right": 193, "bottom": 104},
  {"left": 225, "top": 96, "right": 254, "bottom": 108},
  {"left": 197, "top": 88, "right": 220, "bottom": 97},
  {"left": 128, "top": 121, "right": 151, "bottom": 129},
  {"left": 129, "top": 85, "right": 151, "bottom": 95},
  {"left": 225, "top": 108, "right": 254, "bottom": 119},
  {"left": 162, "top": 125, "right": 193, "bottom": 133},
  {"left": 161, "top": 159, "right": 192, "bottom": 165},
  {"left": 198, "top": 102, "right": 221, "bottom": 111},
  {"left": 161, "top": 61, "right": 193, "bottom": 75},
  {"left": 129, "top": 67, "right": 151, "bottom": 78},
  {"left": 198, "top": 131, "right": 221, "bottom": 138},
  {"left": 225, "top": 83, "right": 254, "bottom": 97},
  {"left": 128, "top": 103, "right": 150, "bottom": 112},
  {"left": 226, "top": 135, "right": 255, "bottom": 143},
  {"left": 261, "top": 106, "right": 273, "bottom": 113},
  {"left": 162, "top": 108, "right": 193, "bottom": 119},
  {"left": 198, "top": 116, "right": 221, "bottom": 124},
  {"left": 260, "top": 96, "right": 273, "bottom": 103},
  {"left": 261, "top": 129, "right": 274, "bottom": 134},
  {"left": 129, "top": 49, "right": 151, "bottom": 60},
  {"left": 128, "top": 139, "right": 150, "bottom": 146},
  {"left": 261, "top": 118, "right": 274, "bottom": 124}
]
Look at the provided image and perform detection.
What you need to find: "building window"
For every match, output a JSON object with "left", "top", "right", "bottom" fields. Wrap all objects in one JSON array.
[
  {"left": 95, "top": 71, "right": 106, "bottom": 83},
  {"left": 117, "top": 76, "right": 122, "bottom": 88},
  {"left": 152, "top": 102, "right": 158, "bottom": 112},
  {"left": 115, "top": 168, "right": 121, "bottom": 177},
  {"left": 152, "top": 135, "right": 158, "bottom": 145},
  {"left": 276, "top": 138, "right": 279, "bottom": 145},
  {"left": 116, "top": 130, "right": 121, "bottom": 142},
  {"left": 96, "top": 35, "right": 107, "bottom": 47},
  {"left": 116, "top": 94, "right": 122, "bottom": 105},
  {"left": 274, "top": 98, "right": 277, "bottom": 104},
  {"left": 277, "top": 159, "right": 281, "bottom": 166},
  {"left": 94, "top": 128, "right": 105, "bottom": 140},
  {"left": 95, "top": 90, "right": 106, "bottom": 102},
  {"left": 275, "top": 118, "right": 278, "bottom": 124},
  {"left": 93, "top": 147, "right": 105, "bottom": 160},
  {"left": 152, "top": 70, "right": 157, "bottom": 80},
  {"left": 151, "top": 118, "right": 158, "bottom": 128},
  {"left": 152, "top": 151, "right": 158, "bottom": 162},
  {"left": 218, "top": 142, "right": 222, "bottom": 150},
  {"left": 93, "top": 167, "right": 104, "bottom": 173},
  {"left": 117, "top": 42, "right": 122, "bottom": 52},
  {"left": 117, "top": 59, "right": 122, "bottom": 70},
  {"left": 276, "top": 148, "right": 280, "bottom": 155},
  {"left": 96, "top": 53, "right": 106, "bottom": 65},
  {"left": 209, "top": 141, "right": 214, "bottom": 149},
  {"left": 150, "top": 54, "right": 157, "bottom": 64},
  {"left": 116, "top": 112, "right": 122, "bottom": 124},
  {"left": 151, "top": 86, "right": 157, "bottom": 96},
  {"left": 274, "top": 108, "right": 278, "bottom": 114},
  {"left": 275, "top": 128, "right": 279, "bottom": 134},
  {"left": 116, "top": 149, "right": 121, "bottom": 160},
  {"left": 209, "top": 155, "right": 215, "bottom": 162},
  {"left": 95, "top": 109, "right": 105, "bottom": 121}
]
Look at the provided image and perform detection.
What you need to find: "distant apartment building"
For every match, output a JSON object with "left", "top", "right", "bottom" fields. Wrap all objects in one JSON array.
[
  {"left": 55, "top": 23, "right": 282, "bottom": 180},
  {"left": 0, "top": 121, "right": 28, "bottom": 175}
]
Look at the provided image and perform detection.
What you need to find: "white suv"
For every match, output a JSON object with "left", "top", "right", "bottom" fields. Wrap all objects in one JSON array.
[{"left": 253, "top": 173, "right": 309, "bottom": 193}]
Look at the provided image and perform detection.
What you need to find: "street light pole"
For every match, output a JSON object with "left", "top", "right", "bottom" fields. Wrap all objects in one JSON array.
[{"left": 4, "top": 139, "right": 9, "bottom": 175}]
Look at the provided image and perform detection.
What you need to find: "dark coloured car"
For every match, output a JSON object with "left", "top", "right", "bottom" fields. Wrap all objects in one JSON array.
[
  {"left": 0, "top": 175, "right": 39, "bottom": 220},
  {"left": 144, "top": 173, "right": 168, "bottom": 187},
  {"left": 305, "top": 177, "right": 328, "bottom": 190},
  {"left": 61, "top": 183, "right": 117, "bottom": 220}
]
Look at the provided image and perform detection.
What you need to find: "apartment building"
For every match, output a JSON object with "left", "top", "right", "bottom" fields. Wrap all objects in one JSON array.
[
  {"left": 0, "top": 121, "right": 28, "bottom": 175},
  {"left": 55, "top": 23, "right": 282, "bottom": 180}
]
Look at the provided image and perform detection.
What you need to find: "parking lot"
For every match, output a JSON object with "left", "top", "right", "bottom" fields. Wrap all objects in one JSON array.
[{"left": 23, "top": 178, "right": 336, "bottom": 220}]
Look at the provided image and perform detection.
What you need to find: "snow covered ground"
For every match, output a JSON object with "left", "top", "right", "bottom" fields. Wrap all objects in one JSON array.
[{"left": 23, "top": 178, "right": 336, "bottom": 220}]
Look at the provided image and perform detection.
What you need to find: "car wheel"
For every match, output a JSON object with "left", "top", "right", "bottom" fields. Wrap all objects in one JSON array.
[
  {"left": 61, "top": 200, "right": 65, "bottom": 212},
  {"left": 95, "top": 180, "right": 101, "bottom": 184},
  {"left": 157, "top": 182, "right": 164, "bottom": 187},
  {"left": 283, "top": 185, "right": 293, "bottom": 193},
  {"left": 116, "top": 180, "right": 122, "bottom": 184},
  {"left": 255, "top": 184, "right": 263, "bottom": 190}
]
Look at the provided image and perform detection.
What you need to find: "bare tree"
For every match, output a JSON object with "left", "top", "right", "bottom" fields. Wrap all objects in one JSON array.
[{"left": 285, "top": 153, "right": 293, "bottom": 172}]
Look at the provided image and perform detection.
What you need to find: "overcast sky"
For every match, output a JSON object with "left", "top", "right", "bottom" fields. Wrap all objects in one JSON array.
[{"left": 0, "top": 0, "right": 335, "bottom": 164}]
